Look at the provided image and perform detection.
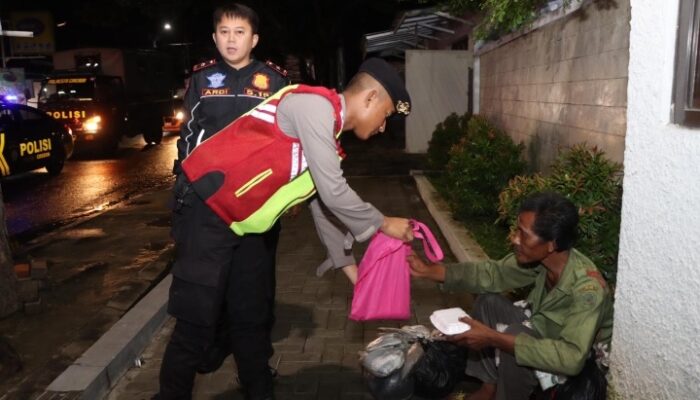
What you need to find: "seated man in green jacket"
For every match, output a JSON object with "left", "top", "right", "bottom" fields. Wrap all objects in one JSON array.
[{"left": 408, "top": 192, "right": 613, "bottom": 400}]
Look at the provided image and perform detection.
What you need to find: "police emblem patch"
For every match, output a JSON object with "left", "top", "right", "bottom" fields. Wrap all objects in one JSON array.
[
  {"left": 252, "top": 73, "right": 270, "bottom": 91},
  {"left": 206, "top": 72, "right": 226, "bottom": 88},
  {"left": 396, "top": 100, "right": 410, "bottom": 115}
]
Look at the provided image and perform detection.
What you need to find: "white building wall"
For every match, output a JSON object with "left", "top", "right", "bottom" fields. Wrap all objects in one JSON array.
[
  {"left": 405, "top": 50, "right": 472, "bottom": 153},
  {"left": 611, "top": 0, "right": 700, "bottom": 398}
]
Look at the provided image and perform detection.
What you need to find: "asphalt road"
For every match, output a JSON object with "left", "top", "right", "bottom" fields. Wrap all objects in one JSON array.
[{"left": 2, "top": 134, "right": 178, "bottom": 242}]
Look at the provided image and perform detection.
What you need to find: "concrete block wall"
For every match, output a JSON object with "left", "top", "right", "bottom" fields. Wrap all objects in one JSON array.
[{"left": 478, "top": 0, "right": 630, "bottom": 171}]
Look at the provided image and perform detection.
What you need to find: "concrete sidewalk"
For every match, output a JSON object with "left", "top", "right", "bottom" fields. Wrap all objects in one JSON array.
[
  {"left": 0, "top": 187, "right": 176, "bottom": 400},
  {"left": 84, "top": 175, "right": 486, "bottom": 400},
  {"left": 30, "top": 133, "right": 491, "bottom": 400}
]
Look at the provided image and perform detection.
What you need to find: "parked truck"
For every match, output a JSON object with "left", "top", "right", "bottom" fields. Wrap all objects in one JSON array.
[{"left": 37, "top": 48, "right": 178, "bottom": 153}]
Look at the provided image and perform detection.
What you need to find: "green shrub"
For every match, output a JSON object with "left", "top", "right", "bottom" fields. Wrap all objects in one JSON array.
[
  {"left": 475, "top": 0, "right": 542, "bottom": 39},
  {"left": 445, "top": 115, "right": 526, "bottom": 218},
  {"left": 427, "top": 112, "right": 471, "bottom": 171},
  {"left": 497, "top": 144, "right": 623, "bottom": 284},
  {"left": 497, "top": 174, "right": 548, "bottom": 227},
  {"left": 432, "top": 0, "right": 576, "bottom": 40}
]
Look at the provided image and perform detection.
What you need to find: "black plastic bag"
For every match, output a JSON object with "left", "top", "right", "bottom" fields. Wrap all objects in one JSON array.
[
  {"left": 412, "top": 340, "right": 468, "bottom": 399},
  {"left": 365, "top": 368, "right": 415, "bottom": 400},
  {"left": 551, "top": 355, "right": 607, "bottom": 400}
]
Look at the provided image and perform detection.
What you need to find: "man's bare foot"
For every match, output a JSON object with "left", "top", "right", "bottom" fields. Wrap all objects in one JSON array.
[{"left": 463, "top": 383, "right": 496, "bottom": 400}]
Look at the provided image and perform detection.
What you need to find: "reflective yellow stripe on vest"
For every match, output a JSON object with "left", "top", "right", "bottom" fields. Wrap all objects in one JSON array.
[
  {"left": 230, "top": 170, "right": 316, "bottom": 235},
  {"left": 228, "top": 84, "right": 343, "bottom": 235}
]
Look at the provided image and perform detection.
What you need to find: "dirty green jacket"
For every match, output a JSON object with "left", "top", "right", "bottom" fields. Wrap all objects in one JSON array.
[{"left": 442, "top": 249, "right": 614, "bottom": 376}]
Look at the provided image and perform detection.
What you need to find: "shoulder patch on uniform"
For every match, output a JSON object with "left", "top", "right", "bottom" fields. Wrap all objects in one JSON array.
[
  {"left": 265, "top": 60, "right": 288, "bottom": 77},
  {"left": 579, "top": 283, "right": 599, "bottom": 292},
  {"left": 193, "top": 59, "right": 217, "bottom": 72},
  {"left": 575, "top": 278, "right": 603, "bottom": 310},
  {"left": 586, "top": 270, "right": 607, "bottom": 289},
  {"left": 580, "top": 291, "right": 600, "bottom": 309}
]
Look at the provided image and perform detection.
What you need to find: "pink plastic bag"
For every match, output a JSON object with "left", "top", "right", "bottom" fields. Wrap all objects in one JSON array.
[{"left": 350, "top": 220, "right": 443, "bottom": 321}]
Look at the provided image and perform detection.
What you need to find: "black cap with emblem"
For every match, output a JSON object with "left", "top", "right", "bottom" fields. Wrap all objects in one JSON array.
[{"left": 358, "top": 58, "right": 411, "bottom": 116}]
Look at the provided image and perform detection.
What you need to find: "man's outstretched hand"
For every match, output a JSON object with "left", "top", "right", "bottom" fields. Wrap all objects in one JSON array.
[
  {"left": 381, "top": 216, "right": 414, "bottom": 241},
  {"left": 407, "top": 251, "right": 446, "bottom": 282}
]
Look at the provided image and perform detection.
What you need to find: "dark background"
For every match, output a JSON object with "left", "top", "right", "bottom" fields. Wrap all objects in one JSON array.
[{"left": 0, "top": 0, "right": 432, "bottom": 86}]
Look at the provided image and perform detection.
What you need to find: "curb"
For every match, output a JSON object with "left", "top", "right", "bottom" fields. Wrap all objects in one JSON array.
[
  {"left": 39, "top": 275, "right": 172, "bottom": 400},
  {"left": 411, "top": 171, "right": 489, "bottom": 263}
]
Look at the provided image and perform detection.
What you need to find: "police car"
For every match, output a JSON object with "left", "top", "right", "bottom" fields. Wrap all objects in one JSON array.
[{"left": 0, "top": 99, "right": 74, "bottom": 177}]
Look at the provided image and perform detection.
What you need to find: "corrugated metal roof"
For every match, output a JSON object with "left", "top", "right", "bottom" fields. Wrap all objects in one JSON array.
[{"left": 363, "top": 8, "right": 470, "bottom": 57}]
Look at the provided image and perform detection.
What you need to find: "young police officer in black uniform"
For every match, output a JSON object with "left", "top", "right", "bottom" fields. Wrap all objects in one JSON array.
[{"left": 160, "top": 3, "right": 288, "bottom": 400}]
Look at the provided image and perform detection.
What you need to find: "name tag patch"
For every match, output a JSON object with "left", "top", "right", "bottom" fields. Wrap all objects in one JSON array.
[
  {"left": 244, "top": 87, "right": 271, "bottom": 98},
  {"left": 201, "top": 88, "right": 231, "bottom": 96}
]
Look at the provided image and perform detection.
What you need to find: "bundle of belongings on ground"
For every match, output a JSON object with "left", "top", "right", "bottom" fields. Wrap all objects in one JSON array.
[{"left": 359, "top": 324, "right": 468, "bottom": 400}]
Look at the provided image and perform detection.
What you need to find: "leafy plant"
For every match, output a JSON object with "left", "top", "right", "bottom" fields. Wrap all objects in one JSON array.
[
  {"left": 445, "top": 115, "right": 526, "bottom": 218},
  {"left": 427, "top": 112, "right": 471, "bottom": 171},
  {"left": 415, "top": 0, "right": 578, "bottom": 40},
  {"left": 497, "top": 144, "right": 623, "bottom": 284},
  {"left": 475, "top": 0, "right": 545, "bottom": 39}
]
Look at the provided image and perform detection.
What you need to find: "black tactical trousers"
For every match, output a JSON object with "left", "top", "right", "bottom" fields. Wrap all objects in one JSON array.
[{"left": 159, "top": 179, "right": 278, "bottom": 400}]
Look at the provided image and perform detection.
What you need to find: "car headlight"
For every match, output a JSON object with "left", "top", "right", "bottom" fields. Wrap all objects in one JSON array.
[
  {"left": 175, "top": 110, "right": 184, "bottom": 121},
  {"left": 83, "top": 115, "right": 102, "bottom": 133}
]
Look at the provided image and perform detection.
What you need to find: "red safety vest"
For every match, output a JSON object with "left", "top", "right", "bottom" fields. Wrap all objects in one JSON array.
[{"left": 181, "top": 84, "right": 344, "bottom": 235}]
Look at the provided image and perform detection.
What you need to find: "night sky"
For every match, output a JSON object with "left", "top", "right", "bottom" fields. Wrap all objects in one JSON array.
[{"left": 1, "top": 0, "right": 430, "bottom": 85}]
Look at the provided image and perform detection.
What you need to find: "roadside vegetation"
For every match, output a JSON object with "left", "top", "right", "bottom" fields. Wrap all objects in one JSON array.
[
  {"left": 426, "top": 112, "right": 622, "bottom": 285},
  {"left": 417, "top": 0, "right": 583, "bottom": 39}
]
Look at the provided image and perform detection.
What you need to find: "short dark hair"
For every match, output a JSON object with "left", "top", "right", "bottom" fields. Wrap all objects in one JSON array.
[
  {"left": 213, "top": 3, "right": 259, "bottom": 34},
  {"left": 519, "top": 192, "right": 579, "bottom": 251},
  {"left": 345, "top": 72, "right": 376, "bottom": 93}
]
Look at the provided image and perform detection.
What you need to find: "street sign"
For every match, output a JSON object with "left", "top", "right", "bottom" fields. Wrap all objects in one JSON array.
[{"left": 0, "top": 20, "right": 35, "bottom": 68}]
